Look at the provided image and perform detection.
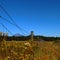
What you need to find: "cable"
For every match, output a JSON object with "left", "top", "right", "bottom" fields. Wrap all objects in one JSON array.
[
  {"left": 0, "top": 4, "right": 29, "bottom": 35},
  {"left": 0, "top": 23, "right": 13, "bottom": 35},
  {"left": 0, "top": 16, "right": 14, "bottom": 25},
  {"left": 0, "top": 0, "right": 6, "bottom": 5},
  {"left": 0, "top": 16, "right": 27, "bottom": 35}
]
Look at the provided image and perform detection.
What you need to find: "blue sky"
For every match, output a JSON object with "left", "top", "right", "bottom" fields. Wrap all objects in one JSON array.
[{"left": 0, "top": 0, "right": 60, "bottom": 36}]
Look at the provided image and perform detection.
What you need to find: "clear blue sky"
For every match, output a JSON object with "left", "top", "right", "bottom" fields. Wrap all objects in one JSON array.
[{"left": 0, "top": 0, "right": 60, "bottom": 37}]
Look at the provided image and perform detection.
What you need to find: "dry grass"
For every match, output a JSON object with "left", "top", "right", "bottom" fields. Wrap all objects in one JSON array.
[{"left": 0, "top": 40, "right": 60, "bottom": 60}]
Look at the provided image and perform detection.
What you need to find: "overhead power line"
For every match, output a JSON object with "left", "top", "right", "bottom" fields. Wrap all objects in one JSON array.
[
  {"left": 0, "top": 4, "right": 15, "bottom": 23},
  {"left": 0, "top": 16, "right": 28, "bottom": 35},
  {"left": 0, "top": 16, "right": 14, "bottom": 25},
  {"left": 0, "top": 4, "right": 29, "bottom": 35},
  {"left": 0, "top": 23, "right": 13, "bottom": 35},
  {"left": 0, "top": 0, "right": 6, "bottom": 6}
]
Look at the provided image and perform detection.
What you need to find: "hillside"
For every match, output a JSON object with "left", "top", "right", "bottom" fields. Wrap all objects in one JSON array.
[{"left": 0, "top": 35, "right": 60, "bottom": 41}]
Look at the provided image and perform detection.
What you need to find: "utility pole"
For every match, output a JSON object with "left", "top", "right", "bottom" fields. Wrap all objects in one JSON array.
[{"left": 30, "top": 31, "right": 34, "bottom": 41}]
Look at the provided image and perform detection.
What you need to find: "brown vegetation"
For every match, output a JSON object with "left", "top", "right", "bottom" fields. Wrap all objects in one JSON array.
[{"left": 0, "top": 40, "right": 60, "bottom": 60}]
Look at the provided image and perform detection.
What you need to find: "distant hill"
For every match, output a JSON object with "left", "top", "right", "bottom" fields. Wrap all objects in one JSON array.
[
  {"left": 13, "top": 33, "right": 23, "bottom": 37},
  {"left": 0, "top": 35, "right": 60, "bottom": 41}
]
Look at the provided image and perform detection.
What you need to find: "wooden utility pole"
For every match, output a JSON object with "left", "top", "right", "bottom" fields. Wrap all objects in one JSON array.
[{"left": 31, "top": 31, "right": 34, "bottom": 41}]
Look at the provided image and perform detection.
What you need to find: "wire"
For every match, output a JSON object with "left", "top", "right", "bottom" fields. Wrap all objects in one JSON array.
[
  {"left": 0, "top": 4, "right": 14, "bottom": 23},
  {"left": 0, "top": 16, "right": 27, "bottom": 35},
  {"left": 0, "top": 16, "right": 14, "bottom": 25},
  {"left": 0, "top": 23, "right": 13, "bottom": 35},
  {"left": 0, "top": 4, "right": 29, "bottom": 35},
  {"left": 0, "top": 0, "right": 6, "bottom": 5}
]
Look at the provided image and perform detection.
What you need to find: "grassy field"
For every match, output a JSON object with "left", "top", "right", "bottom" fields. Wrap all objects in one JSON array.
[{"left": 0, "top": 40, "right": 60, "bottom": 60}]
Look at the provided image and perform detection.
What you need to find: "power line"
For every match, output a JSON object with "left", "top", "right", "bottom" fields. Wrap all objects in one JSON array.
[
  {"left": 0, "top": 0, "right": 6, "bottom": 5},
  {"left": 0, "top": 23, "right": 13, "bottom": 35},
  {"left": 0, "top": 16, "right": 28, "bottom": 35},
  {"left": 0, "top": 16, "right": 14, "bottom": 25},
  {"left": 0, "top": 4, "right": 14, "bottom": 23},
  {"left": 0, "top": 4, "right": 29, "bottom": 35}
]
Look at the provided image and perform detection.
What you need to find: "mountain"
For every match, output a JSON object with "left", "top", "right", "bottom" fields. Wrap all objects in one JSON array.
[{"left": 13, "top": 33, "right": 22, "bottom": 37}]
